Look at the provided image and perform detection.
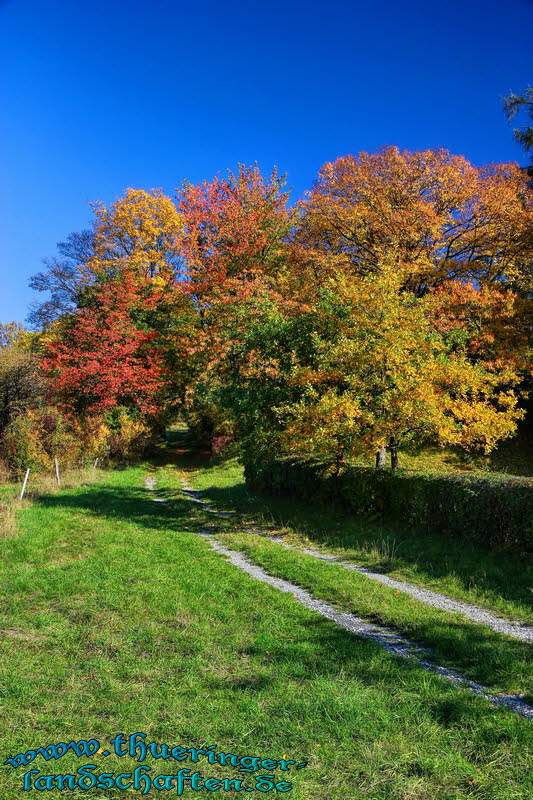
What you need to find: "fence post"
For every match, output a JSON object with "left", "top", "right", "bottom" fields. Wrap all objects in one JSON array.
[
  {"left": 93, "top": 457, "right": 99, "bottom": 470},
  {"left": 54, "top": 458, "right": 60, "bottom": 486},
  {"left": 20, "top": 468, "right": 30, "bottom": 500}
]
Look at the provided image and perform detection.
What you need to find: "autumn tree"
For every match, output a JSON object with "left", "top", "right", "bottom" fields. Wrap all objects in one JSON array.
[
  {"left": 84, "top": 188, "right": 197, "bottom": 417},
  {"left": 28, "top": 230, "right": 97, "bottom": 329},
  {"left": 85, "top": 188, "right": 184, "bottom": 287},
  {"left": 0, "top": 323, "right": 46, "bottom": 432},
  {"left": 28, "top": 189, "right": 185, "bottom": 329},
  {"left": 41, "top": 276, "right": 165, "bottom": 417},
  {"left": 34, "top": 189, "right": 198, "bottom": 426},
  {"left": 212, "top": 268, "right": 524, "bottom": 471},
  {"left": 295, "top": 146, "right": 533, "bottom": 296},
  {"left": 177, "top": 164, "right": 293, "bottom": 302},
  {"left": 30, "top": 153, "right": 533, "bottom": 468},
  {"left": 428, "top": 281, "right": 532, "bottom": 376},
  {"left": 175, "top": 164, "right": 295, "bottom": 442}
]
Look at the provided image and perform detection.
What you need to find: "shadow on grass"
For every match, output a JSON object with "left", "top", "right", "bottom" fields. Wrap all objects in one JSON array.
[
  {"left": 30, "top": 471, "right": 532, "bottom": 696},
  {"left": 106, "top": 429, "right": 533, "bottom": 625},
  {"left": 3, "top": 439, "right": 530, "bottom": 800},
  {"left": 194, "top": 478, "right": 533, "bottom": 619},
  {"left": 5, "top": 481, "right": 521, "bottom": 747}
]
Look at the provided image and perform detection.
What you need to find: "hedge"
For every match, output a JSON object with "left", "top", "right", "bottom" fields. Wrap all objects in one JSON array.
[{"left": 244, "top": 456, "right": 533, "bottom": 553}]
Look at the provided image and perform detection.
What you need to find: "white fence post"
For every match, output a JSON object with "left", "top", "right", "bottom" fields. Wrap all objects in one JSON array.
[
  {"left": 20, "top": 468, "right": 30, "bottom": 500},
  {"left": 54, "top": 458, "right": 60, "bottom": 486},
  {"left": 93, "top": 457, "right": 99, "bottom": 470}
]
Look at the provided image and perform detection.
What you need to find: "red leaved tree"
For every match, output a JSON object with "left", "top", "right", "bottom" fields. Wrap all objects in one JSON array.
[{"left": 42, "top": 276, "right": 165, "bottom": 416}]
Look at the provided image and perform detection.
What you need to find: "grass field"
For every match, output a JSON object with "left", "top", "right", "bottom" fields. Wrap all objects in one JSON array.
[{"left": 0, "top": 438, "right": 532, "bottom": 799}]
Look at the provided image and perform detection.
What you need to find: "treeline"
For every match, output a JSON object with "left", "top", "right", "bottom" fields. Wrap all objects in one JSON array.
[{"left": 1, "top": 146, "right": 533, "bottom": 478}]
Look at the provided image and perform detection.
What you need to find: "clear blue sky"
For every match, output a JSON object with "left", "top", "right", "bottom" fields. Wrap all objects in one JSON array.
[{"left": 1, "top": 0, "right": 532, "bottom": 325}]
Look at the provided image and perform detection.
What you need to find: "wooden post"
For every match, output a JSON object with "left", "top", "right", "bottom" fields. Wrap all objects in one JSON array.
[
  {"left": 20, "top": 468, "right": 30, "bottom": 500},
  {"left": 93, "top": 457, "right": 99, "bottom": 470},
  {"left": 54, "top": 458, "right": 60, "bottom": 486}
]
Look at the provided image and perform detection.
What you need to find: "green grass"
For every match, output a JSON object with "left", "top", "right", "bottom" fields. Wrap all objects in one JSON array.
[
  {"left": 180, "top": 456, "right": 533, "bottom": 625},
  {"left": 0, "top": 446, "right": 532, "bottom": 799},
  {"left": 205, "top": 531, "right": 532, "bottom": 696},
  {"left": 155, "top": 452, "right": 533, "bottom": 697}
]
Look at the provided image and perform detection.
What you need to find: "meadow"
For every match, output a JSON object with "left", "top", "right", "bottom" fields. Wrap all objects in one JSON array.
[{"left": 1, "top": 432, "right": 531, "bottom": 799}]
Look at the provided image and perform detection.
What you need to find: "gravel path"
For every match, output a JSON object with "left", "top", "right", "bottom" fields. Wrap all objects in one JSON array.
[
  {"left": 144, "top": 475, "right": 533, "bottom": 719},
  {"left": 177, "top": 478, "right": 533, "bottom": 644},
  {"left": 204, "top": 534, "right": 533, "bottom": 720},
  {"left": 264, "top": 537, "right": 533, "bottom": 643}
]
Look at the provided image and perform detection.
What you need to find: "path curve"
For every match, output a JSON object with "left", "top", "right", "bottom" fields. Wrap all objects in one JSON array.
[
  {"left": 144, "top": 475, "right": 533, "bottom": 719},
  {"left": 205, "top": 535, "right": 533, "bottom": 720},
  {"left": 178, "top": 478, "right": 533, "bottom": 644}
]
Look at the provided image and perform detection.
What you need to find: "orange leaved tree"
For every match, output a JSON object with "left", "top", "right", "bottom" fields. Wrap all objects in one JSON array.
[{"left": 295, "top": 146, "right": 533, "bottom": 295}]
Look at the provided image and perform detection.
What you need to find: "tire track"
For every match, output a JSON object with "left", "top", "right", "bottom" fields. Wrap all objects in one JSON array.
[{"left": 145, "top": 474, "right": 533, "bottom": 719}]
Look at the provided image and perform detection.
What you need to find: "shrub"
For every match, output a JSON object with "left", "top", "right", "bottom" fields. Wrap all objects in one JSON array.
[
  {"left": 245, "top": 456, "right": 533, "bottom": 553},
  {"left": 1, "top": 409, "right": 56, "bottom": 474},
  {"left": 210, "top": 434, "right": 239, "bottom": 463},
  {"left": 1, "top": 407, "right": 110, "bottom": 477},
  {"left": 0, "top": 459, "right": 10, "bottom": 484},
  {"left": 104, "top": 407, "right": 154, "bottom": 462}
]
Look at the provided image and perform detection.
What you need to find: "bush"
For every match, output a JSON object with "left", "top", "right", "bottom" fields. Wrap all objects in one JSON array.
[
  {"left": 245, "top": 456, "right": 533, "bottom": 553},
  {"left": 104, "top": 407, "right": 154, "bottom": 462},
  {"left": 0, "top": 459, "right": 11, "bottom": 484},
  {"left": 2, "top": 409, "right": 57, "bottom": 474},
  {"left": 0, "top": 406, "right": 110, "bottom": 476},
  {"left": 0, "top": 404, "right": 159, "bottom": 478}
]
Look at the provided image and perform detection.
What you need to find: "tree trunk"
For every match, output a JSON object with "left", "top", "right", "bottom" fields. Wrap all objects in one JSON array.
[
  {"left": 375, "top": 446, "right": 387, "bottom": 468},
  {"left": 389, "top": 437, "right": 399, "bottom": 470},
  {"left": 334, "top": 448, "right": 345, "bottom": 476}
]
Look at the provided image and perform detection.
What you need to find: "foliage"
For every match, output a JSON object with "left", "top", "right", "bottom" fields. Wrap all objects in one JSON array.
[
  {"left": 295, "top": 145, "right": 533, "bottom": 294},
  {"left": 177, "top": 164, "right": 293, "bottom": 299},
  {"left": 0, "top": 321, "right": 34, "bottom": 349},
  {"left": 0, "top": 323, "right": 47, "bottom": 432},
  {"left": 184, "top": 382, "right": 232, "bottom": 446},
  {"left": 86, "top": 188, "right": 184, "bottom": 286},
  {"left": 104, "top": 406, "right": 154, "bottom": 462},
  {"left": 1, "top": 406, "right": 107, "bottom": 475},
  {"left": 429, "top": 280, "right": 532, "bottom": 372},
  {"left": 176, "top": 165, "right": 296, "bottom": 441},
  {"left": 27, "top": 229, "right": 96, "bottom": 329},
  {"left": 247, "top": 456, "right": 533, "bottom": 553},
  {"left": 210, "top": 433, "right": 235, "bottom": 461},
  {"left": 34, "top": 189, "right": 199, "bottom": 428},
  {"left": 23, "top": 152, "right": 533, "bottom": 472},
  {"left": 213, "top": 270, "right": 524, "bottom": 468},
  {"left": 0, "top": 403, "right": 153, "bottom": 476},
  {"left": 28, "top": 189, "right": 185, "bottom": 329},
  {"left": 41, "top": 275, "right": 166, "bottom": 416}
]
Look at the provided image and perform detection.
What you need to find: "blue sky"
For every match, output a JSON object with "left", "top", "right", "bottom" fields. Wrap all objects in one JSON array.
[{"left": 1, "top": 0, "right": 532, "bottom": 325}]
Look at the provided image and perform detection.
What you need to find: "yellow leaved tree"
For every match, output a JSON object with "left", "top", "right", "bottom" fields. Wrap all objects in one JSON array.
[{"left": 224, "top": 267, "right": 524, "bottom": 471}]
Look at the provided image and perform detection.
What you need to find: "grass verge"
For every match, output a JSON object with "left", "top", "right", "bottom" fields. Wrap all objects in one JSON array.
[
  {"left": 155, "top": 457, "right": 533, "bottom": 699},
  {"left": 206, "top": 530, "right": 533, "bottom": 697}
]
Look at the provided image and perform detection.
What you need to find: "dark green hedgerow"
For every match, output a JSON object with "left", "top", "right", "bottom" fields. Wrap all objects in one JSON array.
[{"left": 245, "top": 458, "right": 533, "bottom": 553}]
